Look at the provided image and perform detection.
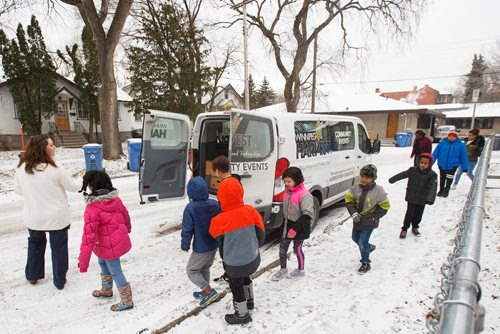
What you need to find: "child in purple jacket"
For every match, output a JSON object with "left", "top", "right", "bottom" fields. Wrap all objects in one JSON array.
[{"left": 78, "top": 170, "right": 133, "bottom": 312}]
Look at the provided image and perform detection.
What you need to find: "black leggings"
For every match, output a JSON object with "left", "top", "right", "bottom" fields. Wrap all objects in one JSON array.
[{"left": 279, "top": 239, "right": 305, "bottom": 270}]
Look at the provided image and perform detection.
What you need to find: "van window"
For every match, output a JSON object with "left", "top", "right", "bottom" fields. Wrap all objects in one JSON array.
[
  {"left": 231, "top": 113, "right": 273, "bottom": 162},
  {"left": 295, "top": 120, "right": 355, "bottom": 158},
  {"left": 150, "top": 117, "right": 185, "bottom": 148},
  {"left": 358, "top": 124, "right": 371, "bottom": 154}
]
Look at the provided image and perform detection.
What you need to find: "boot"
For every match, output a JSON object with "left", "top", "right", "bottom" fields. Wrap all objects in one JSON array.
[
  {"left": 225, "top": 300, "right": 252, "bottom": 325},
  {"left": 243, "top": 283, "right": 254, "bottom": 310},
  {"left": 92, "top": 274, "right": 113, "bottom": 298},
  {"left": 110, "top": 283, "right": 134, "bottom": 311}
]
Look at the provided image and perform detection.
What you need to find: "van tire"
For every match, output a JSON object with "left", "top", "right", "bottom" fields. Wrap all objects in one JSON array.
[{"left": 310, "top": 197, "right": 320, "bottom": 231}]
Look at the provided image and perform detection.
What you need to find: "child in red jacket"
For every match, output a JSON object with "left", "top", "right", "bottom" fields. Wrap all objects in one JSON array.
[
  {"left": 209, "top": 177, "right": 265, "bottom": 325},
  {"left": 78, "top": 170, "right": 133, "bottom": 312}
]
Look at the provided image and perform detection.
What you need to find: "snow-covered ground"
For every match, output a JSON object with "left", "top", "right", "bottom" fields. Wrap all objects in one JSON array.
[{"left": 0, "top": 144, "right": 498, "bottom": 334}]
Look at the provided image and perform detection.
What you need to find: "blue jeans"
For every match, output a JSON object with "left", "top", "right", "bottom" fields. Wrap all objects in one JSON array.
[
  {"left": 351, "top": 228, "right": 374, "bottom": 263},
  {"left": 454, "top": 160, "right": 477, "bottom": 184},
  {"left": 98, "top": 258, "right": 127, "bottom": 288}
]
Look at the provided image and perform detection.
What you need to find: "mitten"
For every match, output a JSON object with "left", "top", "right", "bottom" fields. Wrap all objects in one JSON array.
[
  {"left": 287, "top": 229, "right": 297, "bottom": 239},
  {"left": 351, "top": 212, "right": 361, "bottom": 223}
]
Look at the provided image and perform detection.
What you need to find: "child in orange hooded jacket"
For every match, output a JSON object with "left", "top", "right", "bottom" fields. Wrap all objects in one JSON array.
[{"left": 209, "top": 177, "right": 265, "bottom": 325}]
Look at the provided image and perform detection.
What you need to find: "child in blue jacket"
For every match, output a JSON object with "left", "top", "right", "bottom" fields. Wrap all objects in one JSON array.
[
  {"left": 181, "top": 176, "right": 221, "bottom": 307},
  {"left": 432, "top": 131, "right": 468, "bottom": 198}
]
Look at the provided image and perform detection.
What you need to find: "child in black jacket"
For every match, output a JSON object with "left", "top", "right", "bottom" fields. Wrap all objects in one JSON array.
[{"left": 389, "top": 153, "right": 437, "bottom": 238}]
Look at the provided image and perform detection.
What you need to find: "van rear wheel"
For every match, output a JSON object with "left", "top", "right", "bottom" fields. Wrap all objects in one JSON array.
[{"left": 310, "top": 197, "right": 320, "bottom": 231}]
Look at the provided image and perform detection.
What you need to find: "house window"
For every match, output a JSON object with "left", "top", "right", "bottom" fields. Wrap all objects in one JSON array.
[
  {"left": 77, "top": 101, "right": 89, "bottom": 119},
  {"left": 224, "top": 91, "right": 229, "bottom": 99}
]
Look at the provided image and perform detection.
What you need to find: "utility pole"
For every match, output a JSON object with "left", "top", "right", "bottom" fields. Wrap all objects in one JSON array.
[
  {"left": 471, "top": 89, "right": 480, "bottom": 129},
  {"left": 243, "top": 2, "right": 250, "bottom": 110},
  {"left": 311, "top": 36, "right": 318, "bottom": 113}
]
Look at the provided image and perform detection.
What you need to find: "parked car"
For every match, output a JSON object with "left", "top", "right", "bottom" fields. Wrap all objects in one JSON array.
[{"left": 433, "top": 125, "right": 459, "bottom": 143}]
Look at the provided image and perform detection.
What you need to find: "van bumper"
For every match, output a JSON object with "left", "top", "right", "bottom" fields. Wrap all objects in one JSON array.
[{"left": 257, "top": 202, "right": 284, "bottom": 230}]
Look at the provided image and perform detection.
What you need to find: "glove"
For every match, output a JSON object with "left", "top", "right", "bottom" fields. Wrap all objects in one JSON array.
[
  {"left": 462, "top": 170, "right": 468, "bottom": 173},
  {"left": 287, "top": 229, "right": 297, "bottom": 239},
  {"left": 351, "top": 212, "right": 361, "bottom": 223}
]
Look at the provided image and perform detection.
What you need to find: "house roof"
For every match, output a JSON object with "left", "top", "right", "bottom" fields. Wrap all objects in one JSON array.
[
  {"left": 443, "top": 102, "right": 500, "bottom": 118},
  {"left": 252, "top": 92, "right": 431, "bottom": 114},
  {"left": 0, "top": 73, "right": 132, "bottom": 102}
]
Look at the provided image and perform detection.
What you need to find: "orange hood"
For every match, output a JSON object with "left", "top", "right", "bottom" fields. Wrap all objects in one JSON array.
[{"left": 217, "top": 177, "right": 244, "bottom": 211}]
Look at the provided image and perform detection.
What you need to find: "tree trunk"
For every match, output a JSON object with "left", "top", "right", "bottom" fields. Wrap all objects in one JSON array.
[{"left": 98, "top": 56, "right": 121, "bottom": 158}]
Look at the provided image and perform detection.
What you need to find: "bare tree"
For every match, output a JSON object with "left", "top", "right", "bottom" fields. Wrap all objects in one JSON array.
[
  {"left": 221, "top": 0, "right": 424, "bottom": 113},
  {"left": 60, "top": 0, "right": 133, "bottom": 159}
]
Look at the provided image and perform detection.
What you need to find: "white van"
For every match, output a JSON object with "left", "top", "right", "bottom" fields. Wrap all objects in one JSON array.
[{"left": 138, "top": 109, "right": 380, "bottom": 230}]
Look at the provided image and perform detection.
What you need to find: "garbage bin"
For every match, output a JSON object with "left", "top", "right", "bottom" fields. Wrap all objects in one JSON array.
[
  {"left": 395, "top": 132, "right": 408, "bottom": 147},
  {"left": 405, "top": 132, "right": 413, "bottom": 147},
  {"left": 82, "top": 144, "right": 103, "bottom": 171},
  {"left": 493, "top": 135, "right": 500, "bottom": 151},
  {"left": 127, "top": 138, "right": 142, "bottom": 172}
]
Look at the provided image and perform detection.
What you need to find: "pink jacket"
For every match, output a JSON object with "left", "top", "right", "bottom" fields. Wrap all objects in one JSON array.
[{"left": 78, "top": 191, "right": 132, "bottom": 272}]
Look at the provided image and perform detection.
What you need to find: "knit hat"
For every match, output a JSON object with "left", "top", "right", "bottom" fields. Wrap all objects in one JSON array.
[
  {"left": 447, "top": 131, "right": 459, "bottom": 138},
  {"left": 360, "top": 164, "right": 377, "bottom": 180}
]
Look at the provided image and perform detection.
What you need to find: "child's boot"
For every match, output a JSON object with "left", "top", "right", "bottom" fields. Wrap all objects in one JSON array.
[
  {"left": 243, "top": 283, "right": 254, "bottom": 310},
  {"left": 92, "top": 274, "right": 113, "bottom": 298},
  {"left": 225, "top": 300, "right": 252, "bottom": 325},
  {"left": 110, "top": 283, "right": 134, "bottom": 311}
]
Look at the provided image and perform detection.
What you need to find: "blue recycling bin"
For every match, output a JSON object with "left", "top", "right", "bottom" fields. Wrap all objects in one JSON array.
[
  {"left": 127, "top": 138, "right": 142, "bottom": 172},
  {"left": 82, "top": 144, "right": 103, "bottom": 171},
  {"left": 395, "top": 132, "right": 407, "bottom": 147},
  {"left": 405, "top": 132, "right": 413, "bottom": 147}
]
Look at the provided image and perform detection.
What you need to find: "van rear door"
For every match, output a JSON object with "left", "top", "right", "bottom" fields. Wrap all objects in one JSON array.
[
  {"left": 139, "top": 109, "right": 191, "bottom": 203},
  {"left": 230, "top": 110, "right": 278, "bottom": 221}
]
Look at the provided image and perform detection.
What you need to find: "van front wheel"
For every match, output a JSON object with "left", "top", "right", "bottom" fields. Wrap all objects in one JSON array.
[{"left": 310, "top": 197, "right": 320, "bottom": 231}]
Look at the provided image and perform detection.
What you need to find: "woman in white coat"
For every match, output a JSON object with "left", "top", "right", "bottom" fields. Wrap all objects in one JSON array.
[{"left": 14, "top": 135, "right": 80, "bottom": 290}]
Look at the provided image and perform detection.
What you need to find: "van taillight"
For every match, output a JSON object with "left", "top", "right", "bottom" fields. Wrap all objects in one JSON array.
[{"left": 273, "top": 157, "right": 289, "bottom": 202}]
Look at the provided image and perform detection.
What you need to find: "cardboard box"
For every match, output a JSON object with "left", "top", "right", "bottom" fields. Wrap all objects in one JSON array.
[
  {"left": 210, "top": 175, "right": 221, "bottom": 190},
  {"left": 206, "top": 161, "right": 216, "bottom": 176}
]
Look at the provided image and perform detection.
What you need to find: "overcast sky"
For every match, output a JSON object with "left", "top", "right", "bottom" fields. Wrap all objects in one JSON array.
[{"left": 2, "top": 0, "right": 499, "bottom": 96}]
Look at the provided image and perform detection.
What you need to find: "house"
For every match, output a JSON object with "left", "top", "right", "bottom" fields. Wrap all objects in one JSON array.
[
  {"left": 205, "top": 84, "right": 244, "bottom": 112},
  {"left": 312, "top": 92, "right": 440, "bottom": 141},
  {"left": 0, "top": 73, "right": 134, "bottom": 149},
  {"left": 377, "top": 84, "right": 460, "bottom": 136},
  {"left": 442, "top": 102, "right": 500, "bottom": 136}
]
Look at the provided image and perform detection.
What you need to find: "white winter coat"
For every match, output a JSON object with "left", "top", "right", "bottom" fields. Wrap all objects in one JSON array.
[{"left": 14, "top": 163, "right": 80, "bottom": 231}]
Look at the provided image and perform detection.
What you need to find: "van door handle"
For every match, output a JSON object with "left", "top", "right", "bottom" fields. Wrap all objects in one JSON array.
[
  {"left": 345, "top": 156, "right": 350, "bottom": 159},
  {"left": 357, "top": 155, "right": 362, "bottom": 158}
]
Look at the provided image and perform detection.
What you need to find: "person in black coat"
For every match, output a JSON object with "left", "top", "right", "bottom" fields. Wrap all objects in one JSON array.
[{"left": 389, "top": 153, "right": 437, "bottom": 238}]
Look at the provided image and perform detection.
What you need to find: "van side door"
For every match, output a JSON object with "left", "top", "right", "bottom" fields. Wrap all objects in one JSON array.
[
  {"left": 139, "top": 109, "right": 191, "bottom": 203},
  {"left": 230, "top": 110, "right": 278, "bottom": 221}
]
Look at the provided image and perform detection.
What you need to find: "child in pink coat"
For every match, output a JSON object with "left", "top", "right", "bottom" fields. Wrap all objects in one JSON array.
[{"left": 78, "top": 170, "right": 133, "bottom": 311}]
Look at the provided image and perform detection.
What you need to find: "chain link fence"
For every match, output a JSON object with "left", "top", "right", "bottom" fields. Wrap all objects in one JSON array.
[{"left": 426, "top": 135, "right": 494, "bottom": 333}]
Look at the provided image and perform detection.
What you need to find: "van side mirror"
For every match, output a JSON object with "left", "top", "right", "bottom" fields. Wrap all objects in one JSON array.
[{"left": 371, "top": 138, "right": 381, "bottom": 154}]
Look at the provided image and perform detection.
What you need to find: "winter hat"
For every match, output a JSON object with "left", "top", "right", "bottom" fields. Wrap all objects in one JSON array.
[
  {"left": 360, "top": 164, "right": 377, "bottom": 180},
  {"left": 418, "top": 153, "right": 434, "bottom": 165},
  {"left": 447, "top": 131, "right": 459, "bottom": 138}
]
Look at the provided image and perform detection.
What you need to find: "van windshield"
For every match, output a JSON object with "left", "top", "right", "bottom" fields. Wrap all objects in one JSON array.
[{"left": 231, "top": 113, "right": 273, "bottom": 162}]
